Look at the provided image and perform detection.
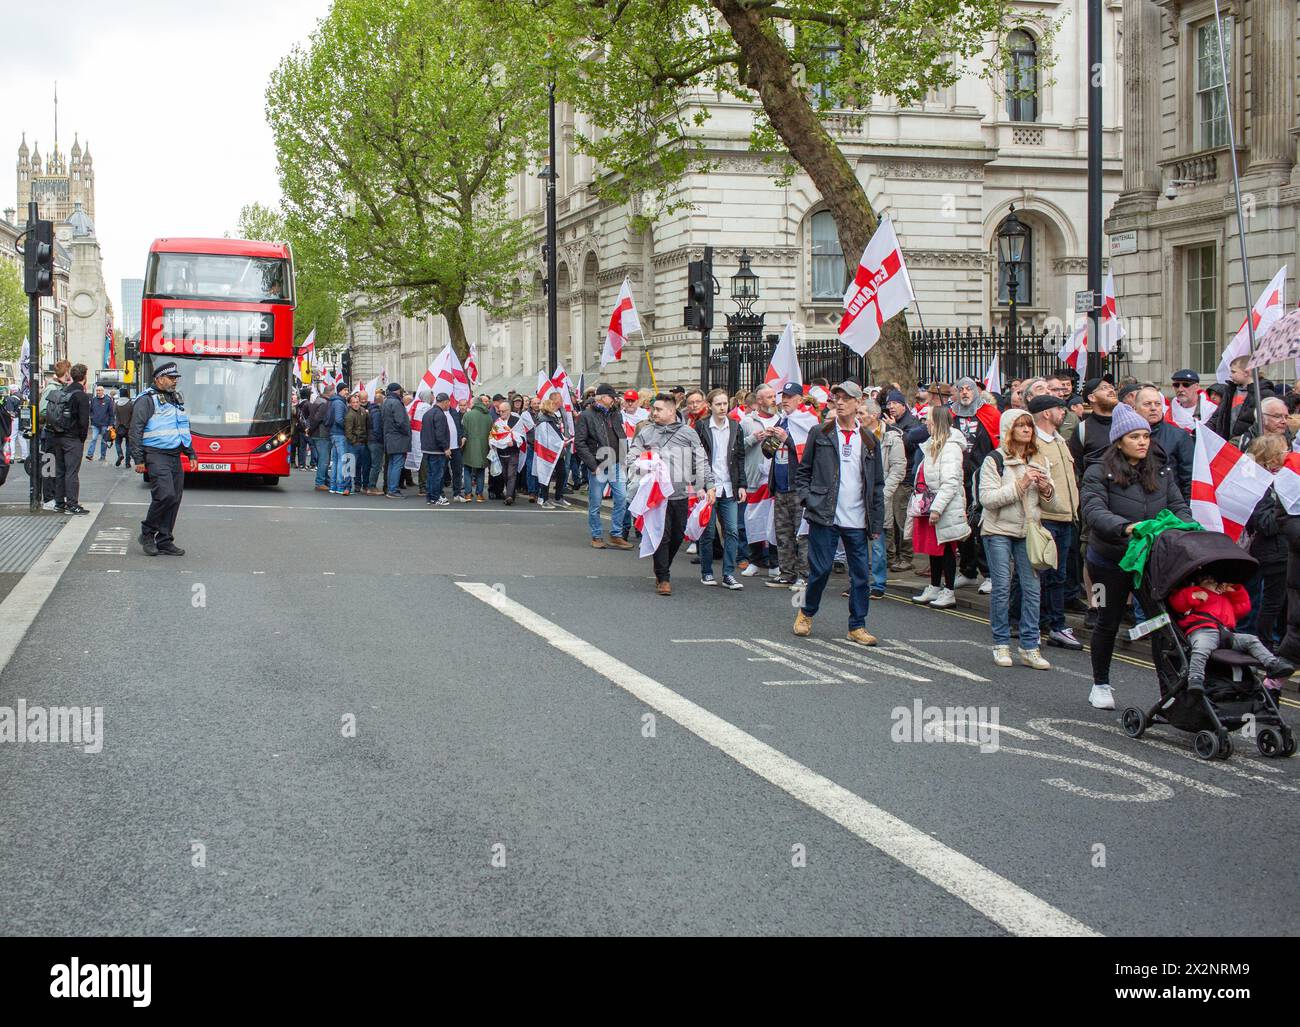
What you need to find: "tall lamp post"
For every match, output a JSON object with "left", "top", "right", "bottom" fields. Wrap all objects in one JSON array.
[
  {"left": 725, "top": 250, "right": 764, "bottom": 393},
  {"left": 538, "top": 81, "right": 559, "bottom": 373},
  {"left": 997, "top": 205, "right": 1028, "bottom": 381}
]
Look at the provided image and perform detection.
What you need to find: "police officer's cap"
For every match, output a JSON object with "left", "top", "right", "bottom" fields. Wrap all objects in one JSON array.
[{"left": 152, "top": 361, "right": 182, "bottom": 381}]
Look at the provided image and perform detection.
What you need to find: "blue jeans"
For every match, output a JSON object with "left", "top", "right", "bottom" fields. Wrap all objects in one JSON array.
[
  {"left": 802, "top": 523, "right": 872, "bottom": 630},
  {"left": 871, "top": 533, "right": 888, "bottom": 590},
  {"left": 699, "top": 495, "right": 740, "bottom": 578},
  {"left": 985, "top": 533, "right": 1041, "bottom": 649},
  {"left": 313, "top": 437, "right": 333, "bottom": 488},
  {"left": 586, "top": 465, "right": 627, "bottom": 540},
  {"left": 1038, "top": 519, "right": 1074, "bottom": 633},
  {"left": 426, "top": 452, "right": 448, "bottom": 501},
  {"left": 329, "top": 434, "right": 348, "bottom": 490},
  {"left": 524, "top": 447, "right": 539, "bottom": 496},
  {"left": 85, "top": 425, "right": 109, "bottom": 459},
  {"left": 386, "top": 452, "right": 405, "bottom": 494},
  {"left": 464, "top": 464, "right": 486, "bottom": 497}
]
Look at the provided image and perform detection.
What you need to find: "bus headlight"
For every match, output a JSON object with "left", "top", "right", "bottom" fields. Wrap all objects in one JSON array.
[{"left": 253, "top": 431, "right": 290, "bottom": 454}]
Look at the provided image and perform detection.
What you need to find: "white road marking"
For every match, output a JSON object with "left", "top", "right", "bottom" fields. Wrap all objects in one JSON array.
[
  {"left": 109, "top": 501, "right": 574, "bottom": 513},
  {"left": 0, "top": 503, "right": 101, "bottom": 680},
  {"left": 88, "top": 525, "right": 130, "bottom": 556},
  {"left": 463, "top": 582, "right": 1098, "bottom": 937}
]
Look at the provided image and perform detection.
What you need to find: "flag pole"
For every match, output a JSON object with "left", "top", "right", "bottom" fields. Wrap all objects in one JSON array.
[
  {"left": 645, "top": 348, "right": 659, "bottom": 393},
  {"left": 1212, "top": 0, "right": 1264, "bottom": 419}
]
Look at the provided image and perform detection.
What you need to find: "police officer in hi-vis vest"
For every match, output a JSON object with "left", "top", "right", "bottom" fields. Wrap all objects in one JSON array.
[{"left": 128, "top": 361, "right": 196, "bottom": 556}]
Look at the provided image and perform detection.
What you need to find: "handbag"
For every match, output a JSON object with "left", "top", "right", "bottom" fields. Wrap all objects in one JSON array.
[
  {"left": 906, "top": 464, "right": 935, "bottom": 519},
  {"left": 1023, "top": 486, "right": 1057, "bottom": 572}
]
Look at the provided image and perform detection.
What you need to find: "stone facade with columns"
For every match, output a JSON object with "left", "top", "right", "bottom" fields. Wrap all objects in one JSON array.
[
  {"left": 347, "top": 3, "right": 1123, "bottom": 392},
  {"left": 1105, "top": 0, "right": 1299, "bottom": 382}
]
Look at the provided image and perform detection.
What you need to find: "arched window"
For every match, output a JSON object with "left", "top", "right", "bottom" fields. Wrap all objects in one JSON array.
[
  {"left": 996, "top": 218, "right": 1033, "bottom": 306},
  {"left": 810, "top": 210, "right": 849, "bottom": 300},
  {"left": 1005, "top": 29, "right": 1039, "bottom": 122}
]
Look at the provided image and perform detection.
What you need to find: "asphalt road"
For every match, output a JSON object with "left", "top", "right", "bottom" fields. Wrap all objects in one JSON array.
[{"left": 1, "top": 460, "right": 1297, "bottom": 936}]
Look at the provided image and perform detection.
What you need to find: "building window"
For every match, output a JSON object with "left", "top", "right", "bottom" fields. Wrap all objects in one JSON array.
[
  {"left": 996, "top": 220, "right": 1033, "bottom": 305},
  {"left": 1005, "top": 29, "right": 1039, "bottom": 123},
  {"left": 810, "top": 211, "right": 849, "bottom": 300},
  {"left": 1186, "top": 244, "right": 1218, "bottom": 375},
  {"left": 808, "top": 45, "right": 841, "bottom": 103},
  {"left": 1195, "top": 18, "right": 1232, "bottom": 150}
]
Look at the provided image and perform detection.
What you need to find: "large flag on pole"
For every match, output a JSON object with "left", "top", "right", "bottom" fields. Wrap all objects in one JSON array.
[
  {"left": 1098, "top": 270, "right": 1125, "bottom": 355},
  {"left": 1273, "top": 452, "right": 1300, "bottom": 516},
  {"left": 764, "top": 320, "right": 801, "bottom": 393},
  {"left": 296, "top": 329, "right": 316, "bottom": 382},
  {"left": 420, "top": 344, "right": 471, "bottom": 403},
  {"left": 1217, "top": 265, "right": 1287, "bottom": 382},
  {"left": 1190, "top": 423, "right": 1275, "bottom": 540},
  {"left": 838, "top": 215, "right": 915, "bottom": 357},
  {"left": 601, "top": 278, "right": 640, "bottom": 368},
  {"left": 465, "top": 344, "right": 481, "bottom": 387},
  {"left": 539, "top": 363, "right": 575, "bottom": 413},
  {"left": 1058, "top": 322, "right": 1088, "bottom": 377}
]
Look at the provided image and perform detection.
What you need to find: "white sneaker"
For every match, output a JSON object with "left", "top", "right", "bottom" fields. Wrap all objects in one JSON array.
[
  {"left": 687, "top": 542, "right": 698, "bottom": 555},
  {"left": 1089, "top": 684, "right": 1116, "bottom": 710},
  {"left": 930, "top": 587, "right": 957, "bottom": 608},
  {"left": 768, "top": 566, "right": 781, "bottom": 579},
  {"left": 741, "top": 563, "right": 759, "bottom": 577},
  {"left": 978, "top": 579, "right": 993, "bottom": 595},
  {"left": 789, "top": 578, "right": 807, "bottom": 591},
  {"left": 953, "top": 574, "right": 979, "bottom": 589},
  {"left": 912, "top": 585, "right": 940, "bottom": 604},
  {"left": 992, "top": 645, "right": 1013, "bottom": 668},
  {"left": 1018, "top": 648, "right": 1051, "bottom": 670},
  {"left": 41, "top": 500, "right": 56, "bottom": 511}
]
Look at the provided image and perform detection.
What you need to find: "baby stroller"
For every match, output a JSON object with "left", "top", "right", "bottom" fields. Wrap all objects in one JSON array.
[{"left": 1121, "top": 529, "right": 1296, "bottom": 760}]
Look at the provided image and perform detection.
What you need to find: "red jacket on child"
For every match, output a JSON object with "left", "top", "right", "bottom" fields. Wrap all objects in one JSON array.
[{"left": 1169, "top": 582, "right": 1251, "bottom": 635}]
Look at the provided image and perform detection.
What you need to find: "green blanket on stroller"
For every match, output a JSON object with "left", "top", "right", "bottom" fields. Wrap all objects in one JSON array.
[{"left": 1118, "top": 510, "right": 1203, "bottom": 587}]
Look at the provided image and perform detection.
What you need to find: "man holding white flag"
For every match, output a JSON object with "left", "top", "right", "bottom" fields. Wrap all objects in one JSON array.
[
  {"left": 764, "top": 321, "right": 801, "bottom": 393},
  {"left": 838, "top": 216, "right": 915, "bottom": 357},
  {"left": 601, "top": 278, "right": 641, "bottom": 368},
  {"left": 628, "top": 393, "right": 714, "bottom": 595}
]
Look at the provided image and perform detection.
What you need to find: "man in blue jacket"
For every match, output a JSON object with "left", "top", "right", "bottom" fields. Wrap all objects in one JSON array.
[
  {"left": 326, "top": 384, "right": 349, "bottom": 494},
  {"left": 86, "top": 384, "right": 115, "bottom": 461},
  {"left": 420, "top": 393, "right": 464, "bottom": 505},
  {"left": 793, "top": 380, "right": 885, "bottom": 647}
]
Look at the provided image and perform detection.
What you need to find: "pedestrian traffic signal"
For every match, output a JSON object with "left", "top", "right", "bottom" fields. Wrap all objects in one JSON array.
[
  {"left": 685, "top": 257, "right": 713, "bottom": 332},
  {"left": 22, "top": 218, "right": 54, "bottom": 298}
]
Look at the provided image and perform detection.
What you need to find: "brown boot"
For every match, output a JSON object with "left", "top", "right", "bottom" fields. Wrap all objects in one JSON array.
[
  {"left": 606, "top": 537, "right": 633, "bottom": 550},
  {"left": 591, "top": 538, "right": 607, "bottom": 549},
  {"left": 656, "top": 581, "right": 672, "bottom": 597},
  {"left": 793, "top": 610, "right": 813, "bottom": 637},
  {"left": 847, "top": 628, "right": 878, "bottom": 647}
]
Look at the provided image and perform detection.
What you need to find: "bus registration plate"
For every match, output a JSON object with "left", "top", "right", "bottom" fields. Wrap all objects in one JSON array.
[{"left": 196, "top": 463, "right": 231, "bottom": 472}]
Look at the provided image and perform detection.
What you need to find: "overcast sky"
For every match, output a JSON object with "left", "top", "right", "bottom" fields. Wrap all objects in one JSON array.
[{"left": 1, "top": 0, "right": 331, "bottom": 317}]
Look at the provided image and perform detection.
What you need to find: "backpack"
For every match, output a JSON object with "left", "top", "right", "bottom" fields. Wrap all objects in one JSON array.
[
  {"left": 966, "top": 450, "right": 1004, "bottom": 529},
  {"left": 44, "top": 386, "right": 75, "bottom": 434}
]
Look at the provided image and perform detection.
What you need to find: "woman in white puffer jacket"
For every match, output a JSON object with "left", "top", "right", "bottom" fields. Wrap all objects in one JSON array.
[{"left": 905, "top": 406, "right": 970, "bottom": 608}]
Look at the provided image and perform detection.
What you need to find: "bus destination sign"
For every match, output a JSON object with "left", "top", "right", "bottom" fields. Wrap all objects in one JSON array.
[{"left": 161, "top": 309, "right": 275, "bottom": 350}]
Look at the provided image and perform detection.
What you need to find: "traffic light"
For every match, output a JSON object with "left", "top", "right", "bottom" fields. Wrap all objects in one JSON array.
[
  {"left": 22, "top": 218, "right": 54, "bottom": 297},
  {"left": 685, "top": 255, "right": 713, "bottom": 332},
  {"left": 341, "top": 348, "right": 353, "bottom": 385}
]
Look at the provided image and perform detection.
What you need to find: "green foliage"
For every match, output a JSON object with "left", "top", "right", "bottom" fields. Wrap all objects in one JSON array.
[
  {"left": 267, "top": 0, "right": 550, "bottom": 355},
  {"left": 0, "top": 261, "right": 25, "bottom": 363},
  {"left": 231, "top": 202, "right": 346, "bottom": 351},
  {"left": 515, "top": 0, "right": 1018, "bottom": 224}
]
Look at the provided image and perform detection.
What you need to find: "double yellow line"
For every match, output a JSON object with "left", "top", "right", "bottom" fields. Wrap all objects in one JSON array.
[{"left": 881, "top": 588, "right": 1300, "bottom": 710}]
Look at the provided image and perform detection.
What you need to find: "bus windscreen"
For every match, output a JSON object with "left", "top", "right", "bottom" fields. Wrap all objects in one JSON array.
[
  {"left": 146, "top": 252, "right": 292, "bottom": 305},
  {"left": 143, "top": 356, "right": 290, "bottom": 436}
]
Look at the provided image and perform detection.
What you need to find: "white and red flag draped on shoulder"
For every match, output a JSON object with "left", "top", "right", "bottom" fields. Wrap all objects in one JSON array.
[
  {"left": 743, "top": 411, "right": 781, "bottom": 545},
  {"left": 1273, "top": 451, "right": 1300, "bottom": 516},
  {"left": 784, "top": 409, "right": 820, "bottom": 461},
  {"left": 1191, "top": 423, "right": 1275, "bottom": 540},
  {"left": 601, "top": 277, "right": 641, "bottom": 368},
  {"left": 420, "top": 344, "right": 471, "bottom": 403},
  {"left": 1099, "top": 270, "right": 1125, "bottom": 355},
  {"left": 405, "top": 397, "right": 430, "bottom": 471},
  {"left": 684, "top": 490, "right": 713, "bottom": 542},
  {"left": 764, "top": 321, "right": 802, "bottom": 393},
  {"left": 532, "top": 416, "right": 565, "bottom": 487},
  {"left": 628, "top": 452, "right": 674, "bottom": 557},
  {"left": 838, "top": 215, "right": 916, "bottom": 357},
  {"left": 1058, "top": 323, "right": 1088, "bottom": 377},
  {"left": 622, "top": 406, "right": 648, "bottom": 439},
  {"left": 983, "top": 352, "right": 1002, "bottom": 395},
  {"left": 465, "top": 344, "right": 480, "bottom": 386},
  {"left": 1218, "top": 265, "right": 1287, "bottom": 382},
  {"left": 1164, "top": 390, "right": 1218, "bottom": 433}
]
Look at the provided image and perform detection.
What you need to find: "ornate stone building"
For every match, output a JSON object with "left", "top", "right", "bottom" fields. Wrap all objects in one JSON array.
[
  {"left": 1105, "top": 0, "right": 1299, "bottom": 382},
  {"left": 347, "top": 4, "right": 1123, "bottom": 390}
]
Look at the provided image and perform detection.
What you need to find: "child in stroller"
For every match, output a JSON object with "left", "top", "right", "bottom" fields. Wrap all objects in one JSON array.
[{"left": 1168, "top": 573, "right": 1293, "bottom": 694}]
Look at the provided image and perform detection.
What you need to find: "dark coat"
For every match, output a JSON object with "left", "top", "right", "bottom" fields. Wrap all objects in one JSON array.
[
  {"left": 1247, "top": 489, "right": 1287, "bottom": 569},
  {"left": 574, "top": 403, "right": 623, "bottom": 471},
  {"left": 1209, "top": 378, "right": 1278, "bottom": 442},
  {"left": 89, "top": 394, "right": 115, "bottom": 428},
  {"left": 951, "top": 411, "right": 994, "bottom": 488},
  {"left": 1149, "top": 419, "right": 1194, "bottom": 501},
  {"left": 421, "top": 405, "right": 462, "bottom": 453},
  {"left": 1278, "top": 504, "right": 1300, "bottom": 661},
  {"left": 367, "top": 402, "right": 382, "bottom": 441},
  {"left": 694, "top": 417, "right": 745, "bottom": 496},
  {"left": 1080, "top": 457, "right": 1191, "bottom": 563},
  {"left": 307, "top": 397, "right": 330, "bottom": 438},
  {"left": 114, "top": 397, "right": 134, "bottom": 434},
  {"left": 381, "top": 394, "right": 411, "bottom": 454},
  {"left": 325, "top": 394, "right": 348, "bottom": 436},
  {"left": 343, "top": 407, "right": 369, "bottom": 447},
  {"left": 795, "top": 420, "right": 885, "bottom": 532},
  {"left": 1068, "top": 412, "right": 1113, "bottom": 481}
]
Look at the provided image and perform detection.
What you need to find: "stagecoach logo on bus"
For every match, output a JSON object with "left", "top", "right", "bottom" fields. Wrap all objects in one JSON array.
[{"left": 156, "top": 308, "right": 275, "bottom": 354}]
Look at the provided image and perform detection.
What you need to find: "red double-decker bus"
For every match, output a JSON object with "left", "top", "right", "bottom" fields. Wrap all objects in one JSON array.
[{"left": 140, "top": 237, "right": 295, "bottom": 483}]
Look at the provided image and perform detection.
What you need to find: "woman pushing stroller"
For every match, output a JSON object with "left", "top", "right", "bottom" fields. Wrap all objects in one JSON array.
[{"left": 1168, "top": 574, "right": 1293, "bottom": 695}]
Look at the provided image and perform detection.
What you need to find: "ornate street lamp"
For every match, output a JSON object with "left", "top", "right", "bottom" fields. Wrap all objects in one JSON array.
[
  {"left": 725, "top": 250, "right": 765, "bottom": 392},
  {"left": 731, "top": 250, "right": 760, "bottom": 315},
  {"left": 997, "top": 204, "right": 1028, "bottom": 379}
]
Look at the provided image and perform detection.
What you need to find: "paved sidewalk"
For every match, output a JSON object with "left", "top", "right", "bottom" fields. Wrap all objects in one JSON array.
[{"left": 0, "top": 506, "right": 68, "bottom": 604}]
